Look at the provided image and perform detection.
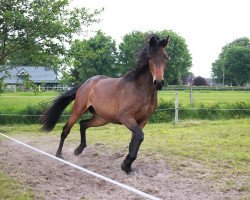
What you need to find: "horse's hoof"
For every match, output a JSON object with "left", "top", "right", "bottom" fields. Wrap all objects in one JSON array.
[
  {"left": 55, "top": 152, "right": 63, "bottom": 159},
  {"left": 128, "top": 169, "right": 137, "bottom": 176},
  {"left": 74, "top": 146, "right": 85, "bottom": 156},
  {"left": 121, "top": 162, "right": 133, "bottom": 174}
]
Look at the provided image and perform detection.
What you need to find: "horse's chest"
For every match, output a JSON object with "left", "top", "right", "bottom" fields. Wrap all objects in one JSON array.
[{"left": 134, "top": 95, "right": 156, "bottom": 120}]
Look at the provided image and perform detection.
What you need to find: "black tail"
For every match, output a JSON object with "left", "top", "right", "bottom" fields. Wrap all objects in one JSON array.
[{"left": 41, "top": 85, "right": 80, "bottom": 132}]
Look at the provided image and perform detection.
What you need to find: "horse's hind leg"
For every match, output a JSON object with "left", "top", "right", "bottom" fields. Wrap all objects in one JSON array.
[
  {"left": 74, "top": 115, "right": 108, "bottom": 155},
  {"left": 56, "top": 113, "right": 80, "bottom": 158}
]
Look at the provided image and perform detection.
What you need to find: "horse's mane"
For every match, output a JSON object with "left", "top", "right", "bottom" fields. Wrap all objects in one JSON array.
[{"left": 123, "top": 34, "right": 160, "bottom": 81}]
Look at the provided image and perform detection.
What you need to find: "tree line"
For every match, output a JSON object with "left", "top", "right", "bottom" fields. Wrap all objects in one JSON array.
[
  {"left": 61, "top": 30, "right": 192, "bottom": 85},
  {"left": 0, "top": 0, "right": 249, "bottom": 87},
  {"left": 212, "top": 38, "right": 250, "bottom": 86}
]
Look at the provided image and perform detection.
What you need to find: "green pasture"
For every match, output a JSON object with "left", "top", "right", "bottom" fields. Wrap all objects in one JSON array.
[
  {"left": 0, "top": 91, "right": 60, "bottom": 113},
  {"left": 0, "top": 119, "right": 249, "bottom": 199},
  {"left": 0, "top": 90, "right": 249, "bottom": 113},
  {"left": 158, "top": 90, "right": 250, "bottom": 107}
]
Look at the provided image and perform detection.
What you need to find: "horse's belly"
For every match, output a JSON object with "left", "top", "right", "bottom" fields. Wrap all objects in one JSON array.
[{"left": 88, "top": 79, "right": 120, "bottom": 121}]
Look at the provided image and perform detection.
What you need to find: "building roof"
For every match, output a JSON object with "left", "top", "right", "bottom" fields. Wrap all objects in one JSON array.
[{"left": 0, "top": 66, "right": 58, "bottom": 84}]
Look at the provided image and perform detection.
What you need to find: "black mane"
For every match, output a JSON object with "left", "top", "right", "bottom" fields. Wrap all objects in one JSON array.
[{"left": 123, "top": 34, "right": 160, "bottom": 81}]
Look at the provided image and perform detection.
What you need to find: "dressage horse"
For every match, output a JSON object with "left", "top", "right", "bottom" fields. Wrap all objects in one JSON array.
[{"left": 42, "top": 34, "right": 169, "bottom": 173}]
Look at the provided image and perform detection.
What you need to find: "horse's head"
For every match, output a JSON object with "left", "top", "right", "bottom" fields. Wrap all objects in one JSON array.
[{"left": 148, "top": 35, "right": 169, "bottom": 90}]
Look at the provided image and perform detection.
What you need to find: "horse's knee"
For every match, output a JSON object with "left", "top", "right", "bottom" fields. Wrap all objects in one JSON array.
[
  {"left": 135, "top": 132, "right": 144, "bottom": 143},
  {"left": 132, "top": 126, "right": 144, "bottom": 143}
]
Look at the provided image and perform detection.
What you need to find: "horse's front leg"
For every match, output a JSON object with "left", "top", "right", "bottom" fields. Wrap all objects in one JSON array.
[{"left": 120, "top": 118, "right": 144, "bottom": 173}]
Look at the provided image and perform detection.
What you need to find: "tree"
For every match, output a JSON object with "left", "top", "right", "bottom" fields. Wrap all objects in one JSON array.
[
  {"left": 212, "top": 37, "right": 250, "bottom": 85},
  {"left": 118, "top": 30, "right": 192, "bottom": 85},
  {"left": 22, "top": 75, "right": 38, "bottom": 92},
  {"left": 193, "top": 76, "right": 207, "bottom": 86},
  {"left": 118, "top": 31, "right": 145, "bottom": 75},
  {"left": 223, "top": 46, "right": 250, "bottom": 85},
  {"left": 65, "top": 31, "right": 117, "bottom": 84},
  {"left": 0, "top": 0, "right": 102, "bottom": 72}
]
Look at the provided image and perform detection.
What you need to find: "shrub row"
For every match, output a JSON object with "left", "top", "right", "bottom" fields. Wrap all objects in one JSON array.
[
  {"left": 150, "top": 101, "right": 250, "bottom": 123},
  {"left": 0, "top": 101, "right": 249, "bottom": 125}
]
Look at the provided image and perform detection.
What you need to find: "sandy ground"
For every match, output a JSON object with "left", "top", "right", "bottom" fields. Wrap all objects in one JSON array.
[{"left": 0, "top": 134, "right": 247, "bottom": 200}]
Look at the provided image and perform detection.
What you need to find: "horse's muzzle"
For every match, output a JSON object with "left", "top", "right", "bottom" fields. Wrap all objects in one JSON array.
[{"left": 153, "top": 80, "right": 164, "bottom": 90}]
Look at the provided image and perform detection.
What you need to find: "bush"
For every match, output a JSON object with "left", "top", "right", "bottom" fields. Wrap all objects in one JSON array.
[
  {"left": 0, "top": 101, "right": 91, "bottom": 125},
  {"left": 230, "top": 102, "right": 250, "bottom": 118},
  {"left": 0, "top": 102, "right": 50, "bottom": 124},
  {"left": 0, "top": 79, "right": 4, "bottom": 93},
  {"left": 149, "top": 101, "right": 250, "bottom": 123},
  {"left": 149, "top": 100, "right": 175, "bottom": 123}
]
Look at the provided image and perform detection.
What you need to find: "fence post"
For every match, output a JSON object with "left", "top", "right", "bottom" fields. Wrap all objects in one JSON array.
[
  {"left": 190, "top": 85, "right": 193, "bottom": 105},
  {"left": 175, "top": 92, "right": 179, "bottom": 125}
]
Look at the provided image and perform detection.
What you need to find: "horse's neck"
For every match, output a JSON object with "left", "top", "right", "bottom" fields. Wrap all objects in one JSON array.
[{"left": 135, "top": 69, "right": 155, "bottom": 95}]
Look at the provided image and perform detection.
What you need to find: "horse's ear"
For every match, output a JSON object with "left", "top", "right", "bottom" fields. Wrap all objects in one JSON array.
[
  {"left": 160, "top": 36, "right": 169, "bottom": 47},
  {"left": 148, "top": 36, "right": 158, "bottom": 46}
]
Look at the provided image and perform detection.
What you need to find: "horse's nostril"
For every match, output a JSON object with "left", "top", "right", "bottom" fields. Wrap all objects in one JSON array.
[{"left": 153, "top": 80, "right": 164, "bottom": 86}]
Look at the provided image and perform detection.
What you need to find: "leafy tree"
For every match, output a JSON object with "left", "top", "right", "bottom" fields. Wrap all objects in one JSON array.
[
  {"left": 22, "top": 75, "right": 38, "bottom": 92},
  {"left": 118, "top": 31, "right": 145, "bottom": 75},
  {"left": 223, "top": 46, "right": 250, "bottom": 85},
  {"left": 193, "top": 76, "right": 207, "bottom": 86},
  {"left": 0, "top": 0, "right": 102, "bottom": 71},
  {"left": 118, "top": 30, "right": 192, "bottom": 85},
  {"left": 212, "top": 37, "right": 250, "bottom": 85},
  {"left": 65, "top": 31, "right": 117, "bottom": 84}
]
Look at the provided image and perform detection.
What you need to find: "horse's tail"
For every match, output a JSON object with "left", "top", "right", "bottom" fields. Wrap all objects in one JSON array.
[{"left": 41, "top": 85, "right": 81, "bottom": 132}]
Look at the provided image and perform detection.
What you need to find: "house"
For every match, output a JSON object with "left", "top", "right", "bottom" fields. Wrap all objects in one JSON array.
[
  {"left": 205, "top": 78, "right": 213, "bottom": 86},
  {"left": 0, "top": 66, "right": 59, "bottom": 87}
]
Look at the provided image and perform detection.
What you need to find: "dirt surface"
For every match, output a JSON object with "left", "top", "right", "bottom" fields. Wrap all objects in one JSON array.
[{"left": 0, "top": 134, "right": 247, "bottom": 200}]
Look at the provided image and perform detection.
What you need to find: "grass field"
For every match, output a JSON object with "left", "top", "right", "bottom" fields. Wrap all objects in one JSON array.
[
  {"left": 0, "top": 91, "right": 59, "bottom": 113},
  {"left": 158, "top": 90, "right": 250, "bottom": 107},
  {"left": 1, "top": 90, "right": 249, "bottom": 198},
  {"left": 0, "top": 90, "right": 249, "bottom": 113},
  {"left": 0, "top": 119, "right": 249, "bottom": 199}
]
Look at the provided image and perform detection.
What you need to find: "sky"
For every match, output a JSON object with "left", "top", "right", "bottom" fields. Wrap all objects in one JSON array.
[{"left": 71, "top": 0, "right": 250, "bottom": 78}]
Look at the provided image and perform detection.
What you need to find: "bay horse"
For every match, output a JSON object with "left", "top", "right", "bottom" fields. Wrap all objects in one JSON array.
[{"left": 41, "top": 34, "right": 169, "bottom": 173}]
